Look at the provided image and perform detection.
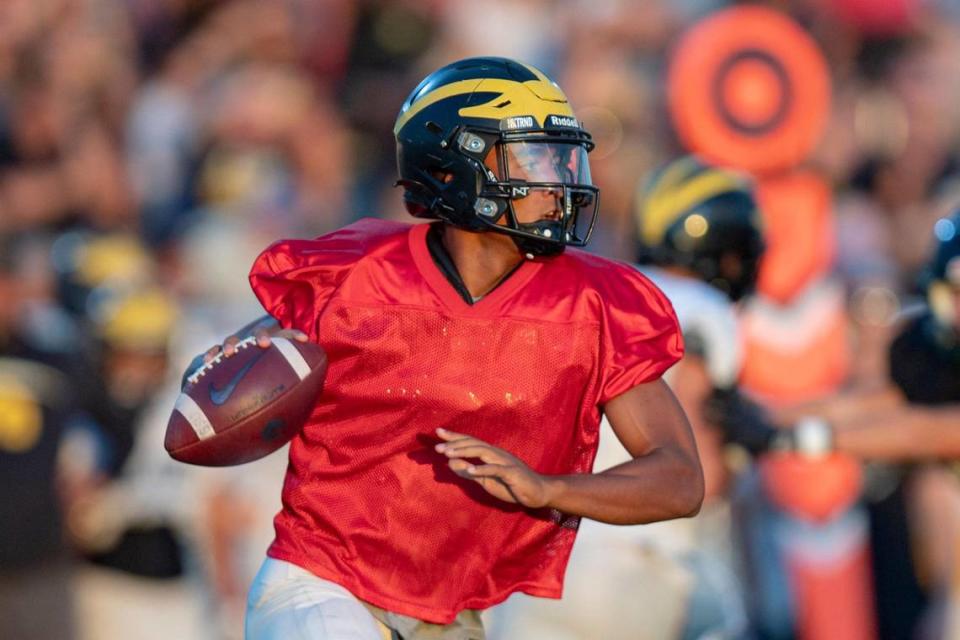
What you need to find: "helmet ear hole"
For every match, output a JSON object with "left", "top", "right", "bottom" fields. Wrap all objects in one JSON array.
[
  {"left": 399, "top": 183, "right": 432, "bottom": 217},
  {"left": 430, "top": 170, "right": 454, "bottom": 185}
]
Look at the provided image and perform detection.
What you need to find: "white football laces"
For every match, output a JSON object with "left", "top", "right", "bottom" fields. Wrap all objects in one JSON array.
[{"left": 186, "top": 335, "right": 259, "bottom": 386}]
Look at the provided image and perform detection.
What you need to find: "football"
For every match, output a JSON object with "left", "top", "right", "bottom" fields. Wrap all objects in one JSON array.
[{"left": 165, "top": 336, "right": 327, "bottom": 466}]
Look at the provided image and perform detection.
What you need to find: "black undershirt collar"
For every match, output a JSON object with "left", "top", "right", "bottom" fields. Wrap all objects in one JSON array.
[{"left": 425, "top": 223, "right": 523, "bottom": 305}]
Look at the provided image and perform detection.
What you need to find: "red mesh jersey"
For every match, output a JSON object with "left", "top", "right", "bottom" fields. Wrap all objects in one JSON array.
[{"left": 249, "top": 218, "right": 683, "bottom": 623}]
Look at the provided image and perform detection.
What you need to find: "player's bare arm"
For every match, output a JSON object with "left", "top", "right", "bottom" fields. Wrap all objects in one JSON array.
[
  {"left": 771, "top": 384, "right": 905, "bottom": 426},
  {"left": 828, "top": 404, "right": 960, "bottom": 461},
  {"left": 439, "top": 379, "right": 704, "bottom": 525}
]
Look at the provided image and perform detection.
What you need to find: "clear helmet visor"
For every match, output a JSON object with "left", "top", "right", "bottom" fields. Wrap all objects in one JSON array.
[{"left": 491, "top": 141, "right": 593, "bottom": 185}]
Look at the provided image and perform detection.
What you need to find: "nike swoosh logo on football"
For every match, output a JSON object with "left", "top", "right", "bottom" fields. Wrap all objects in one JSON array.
[{"left": 209, "top": 351, "right": 266, "bottom": 406}]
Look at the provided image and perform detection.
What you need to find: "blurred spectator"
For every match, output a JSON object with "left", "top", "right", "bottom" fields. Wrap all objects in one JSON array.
[
  {"left": 0, "top": 233, "right": 80, "bottom": 640},
  {"left": 772, "top": 212, "right": 960, "bottom": 639},
  {"left": 62, "top": 288, "right": 209, "bottom": 640}
]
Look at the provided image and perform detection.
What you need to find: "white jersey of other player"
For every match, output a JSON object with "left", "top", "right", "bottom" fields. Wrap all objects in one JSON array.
[{"left": 487, "top": 265, "right": 747, "bottom": 640}]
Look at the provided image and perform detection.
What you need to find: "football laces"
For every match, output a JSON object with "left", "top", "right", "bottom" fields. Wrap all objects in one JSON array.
[{"left": 186, "top": 336, "right": 258, "bottom": 386}]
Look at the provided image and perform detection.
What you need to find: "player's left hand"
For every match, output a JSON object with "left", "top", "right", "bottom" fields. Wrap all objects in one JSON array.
[{"left": 435, "top": 428, "right": 554, "bottom": 508}]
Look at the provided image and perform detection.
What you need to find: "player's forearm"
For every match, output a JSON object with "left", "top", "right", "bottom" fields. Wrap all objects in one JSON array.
[
  {"left": 542, "top": 446, "right": 704, "bottom": 525},
  {"left": 834, "top": 406, "right": 960, "bottom": 461},
  {"left": 775, "top": 385, "right": 904, "bottom": 425}
]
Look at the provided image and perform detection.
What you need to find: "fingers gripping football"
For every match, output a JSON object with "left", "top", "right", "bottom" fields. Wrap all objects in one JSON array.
[
  {"left": 435, "top": 428, "right": 553, "bottom": 508},
  {"left": 202, "top": 327, "right": 308, "bottom": 363}
]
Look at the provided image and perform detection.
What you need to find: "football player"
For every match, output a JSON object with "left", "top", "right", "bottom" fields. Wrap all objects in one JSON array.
[
  {"left": 489, "top": 156, "right": 766, "bottom": 640},
  {"left": 773, "top": 211, "right": 960, "bottom": 464},
  {"left": 193, "top": 58, "right": 704, "bottom": 640}
]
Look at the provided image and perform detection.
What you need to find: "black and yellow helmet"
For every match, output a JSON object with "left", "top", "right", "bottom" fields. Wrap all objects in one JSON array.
[
  {"left": 394, "top": 57, "right": 599, "bottom": 257},
  {"left": 635, "top": 156, "right": 764, "bottom": 301}
]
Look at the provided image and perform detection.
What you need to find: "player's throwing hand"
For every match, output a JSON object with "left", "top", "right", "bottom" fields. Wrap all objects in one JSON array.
[{"left": 435, "top": 428, "right": 555, "bottom": 508}]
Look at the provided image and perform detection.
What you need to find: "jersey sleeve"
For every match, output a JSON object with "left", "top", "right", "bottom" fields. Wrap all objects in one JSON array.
[
  {"left": 597, "top": 265, "right": 684, "bottom": 404},
  {"left": 248, "top": 231, "right": 365, "bottom": 338}
]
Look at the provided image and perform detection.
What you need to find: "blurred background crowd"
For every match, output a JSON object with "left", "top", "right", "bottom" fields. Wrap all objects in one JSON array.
[{"left": 2, "top": 0, "right": 960, "bottom": 639}]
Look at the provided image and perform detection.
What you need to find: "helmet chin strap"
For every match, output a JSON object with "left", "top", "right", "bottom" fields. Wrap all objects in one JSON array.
[{"left": 510, "top": 219, "right": 566, "bottom": 258}]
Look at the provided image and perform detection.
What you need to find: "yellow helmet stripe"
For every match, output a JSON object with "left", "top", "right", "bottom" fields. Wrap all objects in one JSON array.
[
  {"left": 394, "top": 78, "right": 574, "bottom": 135},
  {"left": 642, "top": 156, "right": 701, "bottom": 209},
  {"left": 394, "top": 79, "right": 483, "bottom": 135},
  {"left": 640, "top": 169, "right": 747, "bottom": 245},
  {"left": 636, "top": 157, "right": 701, "bottom": 243},
  {"left": 459, "top": 79, "right": 572, "bottom": 122}
]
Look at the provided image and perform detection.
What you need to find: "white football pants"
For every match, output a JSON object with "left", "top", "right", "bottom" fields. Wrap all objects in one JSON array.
[{"left": 245, "top": 558, "right": 389, "bottom": 640}]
